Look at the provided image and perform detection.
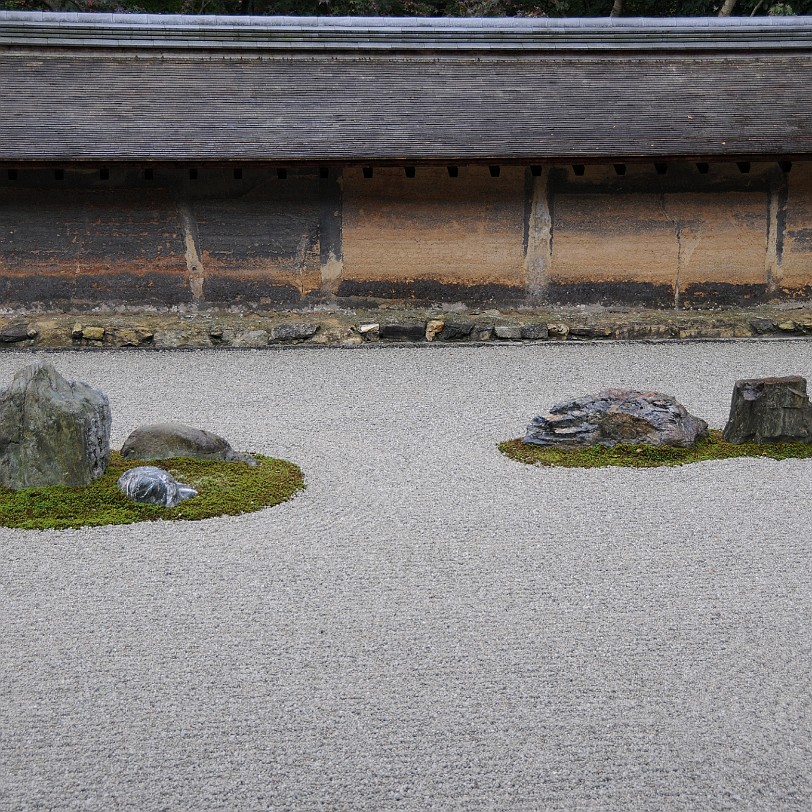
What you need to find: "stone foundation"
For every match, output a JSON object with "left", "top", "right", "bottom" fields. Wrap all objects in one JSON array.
[{"left": 5, "top": 304, "right": 812, "bottom": 350}]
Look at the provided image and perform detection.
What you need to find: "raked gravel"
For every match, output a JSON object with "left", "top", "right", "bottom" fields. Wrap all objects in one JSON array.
[{"left": 1, "top": 341, "right": 811, "bottom": 812}]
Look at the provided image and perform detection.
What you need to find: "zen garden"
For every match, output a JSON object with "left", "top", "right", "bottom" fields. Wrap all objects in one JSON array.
[
  {"left": 2, "top": 8, "right": 812, "bottom": 812},
  {"left": 2, "top": 359, "right": 812, "bottom": 529}
]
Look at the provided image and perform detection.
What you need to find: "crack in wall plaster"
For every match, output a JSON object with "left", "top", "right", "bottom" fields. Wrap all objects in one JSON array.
[{"left": 177, "top": 202, "right": 205, "bottom": 302}]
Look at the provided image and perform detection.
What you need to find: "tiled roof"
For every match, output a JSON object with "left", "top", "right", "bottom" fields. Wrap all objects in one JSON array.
[{"left": 1, "top": 12, "right": 810, "bottom": 162}]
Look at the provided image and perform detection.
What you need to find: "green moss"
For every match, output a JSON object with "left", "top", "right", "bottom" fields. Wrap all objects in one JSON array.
[
  {"left": 0, "top": 452, "right": 305, "bottom": 530},
  {"left": 499, "top": 430, "right": 812, "bottom": 469}
]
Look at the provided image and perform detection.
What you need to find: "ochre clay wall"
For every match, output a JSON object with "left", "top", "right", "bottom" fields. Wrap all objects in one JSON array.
[
  {"left": 0, "top": 161, "right": 809, "bottom": 307},
  {"left": 548, "top": 163, "right": 773, "bottom": 306},
  {"left": 339, "top": 166, "right": 526, "bottom": 300}
]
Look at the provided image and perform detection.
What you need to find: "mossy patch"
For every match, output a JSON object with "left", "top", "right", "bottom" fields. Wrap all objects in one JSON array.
[
  {"left": 499, "top": 430, "right": 812, "bottom": 469},
  {"left": 0, "top": 452, "right": 304, "bottom": 530}
]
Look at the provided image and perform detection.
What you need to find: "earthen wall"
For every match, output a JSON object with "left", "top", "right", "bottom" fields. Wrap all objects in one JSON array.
[{"left": 0, "top": 161, "right": 809, "bottom": 308}]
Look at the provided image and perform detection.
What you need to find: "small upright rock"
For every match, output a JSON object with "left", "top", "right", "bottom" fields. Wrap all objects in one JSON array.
[
  {"left": 723, "top": 376, "right": 812, "bottom": 443},
  {"left": 118, "top": 466, "right": 197, "bottom": 508},
  {"left": 425, "top": 320, "right": 445, "bottom": 341},
  {"left": 525, "top": 388, "right": 707, "bottom": 449},
  {"left": 0, "top": 362, "right": 111, "bottom": 488},
  {"left": 121, "top": 423, "right": 257, "bottom": 465}
]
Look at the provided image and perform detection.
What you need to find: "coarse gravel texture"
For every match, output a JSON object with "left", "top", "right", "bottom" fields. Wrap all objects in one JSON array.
[{"left": 1, "top": 341, "right": 811, "bottom": 812}]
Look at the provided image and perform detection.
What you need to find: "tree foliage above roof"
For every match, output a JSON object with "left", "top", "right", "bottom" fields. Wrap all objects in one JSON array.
[{"left": 1, "top": 0, "right": 809, "bottom": 22}]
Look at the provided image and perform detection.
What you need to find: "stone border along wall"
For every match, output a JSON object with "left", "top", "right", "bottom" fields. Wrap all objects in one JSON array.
[{"left": 2, "top": 308, "right": 812, "bottom": 349}]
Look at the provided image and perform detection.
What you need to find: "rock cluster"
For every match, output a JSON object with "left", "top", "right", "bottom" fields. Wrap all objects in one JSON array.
[
  {"left": 524, "top": 388, "right": 708, "bottom": 449},
  {"left": 0, "top": 362, "right": 111, "bottom": 488},
  {"left": 723, "top": 376, "right": 812, "bottom": 443}
]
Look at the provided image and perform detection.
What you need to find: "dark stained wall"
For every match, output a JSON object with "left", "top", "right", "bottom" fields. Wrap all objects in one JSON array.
[
  {"left": 185, "top": 168, "right": 323, "bottom": 303},
  {"left": 783, "top": 162, "right": 812, "bottom": 297},
  {"left": 0, "top": 171, "right": 190, "bottom": 304}
]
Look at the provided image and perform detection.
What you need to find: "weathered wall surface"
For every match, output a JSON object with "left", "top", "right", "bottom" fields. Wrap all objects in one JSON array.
[
  {"left": 0, "top": 171, "right": 190, "bottom": 304},
  {"left": 0, "top": 161, "right": 809, "bottom": 308},
  {"left": 548, "top": 164, "right": 772, "bottom": 306},
  {"left": 339, "top": 166, "right": 526, "bottom": 301},
  {"left": 0, "top": 166, "right": 330, "bottom": 306},
  {"left": 186, "top": 167, "right": 323, "bottom": 304},
  {"left": 782, "top": 162, "right": 812, "bottom": 297}
]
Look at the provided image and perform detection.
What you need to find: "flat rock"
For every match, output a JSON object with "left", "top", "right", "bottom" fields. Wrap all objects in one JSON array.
[
  {"left": 723, "top": 376, "right": 812, "bottom": 443},
  {"left": 379, "top": 323, "right": 426, "bottom": 341},
  {"left": 121, "top": 423, "right": 258, "bottom": 465},
  {"left": 494, "top": 325, "right": 522, "bottom": 340},
  {"left": 472, "top": 325, "right": 494, "bottom": 341},
  {"left": 231, "top": 330, "right": 269, "bottom": 348},
  {"left": 269, "top": 323, "right": 319, "bottom": 342},
  {"left": 0, "top": 323, "right": 35, "bottom": 343},
  {"left": 81, "top": 326, "right": 105, "bottom": 341},
  {"left": 118, "top": 466, "right": 197, "bottom": 508},
  {"left": 525, "top": 388, "right": 708, "bottom": 449},
  {"left": 0, "top": 362, "right": 111, "bottom": 488},
  {"left": 749, "top": 318, "right": 777, "bottom": 335},
  {"left": 520, "top": 323, "right": 548, "bottom": 340},
  {"left": 569, "top": 325, "right": 614, "bottom": 338}
]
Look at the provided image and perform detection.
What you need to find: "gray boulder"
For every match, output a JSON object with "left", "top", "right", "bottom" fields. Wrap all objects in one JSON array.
[
  {"left": 121, "top": 422, "right": 257, "bottom": 465},
  {"left": 723, "top": 376, "right": 812, "bottom": 443},
  {"left": 118, "top": 466, "right": 197, "bottom": 508},
  {"left": 0, "top": 362, "right": 110, "bottom": 488},
  {"left": 525, "top": 388, "right": 708, "bottom": 449}
]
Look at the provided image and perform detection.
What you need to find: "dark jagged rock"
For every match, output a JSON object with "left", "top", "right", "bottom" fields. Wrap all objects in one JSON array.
[
  {"left": 435, "top": 321, "right": 474, "bottom": 341},
  {"left": 117, "top": 466, "right": 197, "bottom": 508},
  {"left": 723, "top": 376, "right": 812, "bottom": 443},
  {"left": 121, "top": 423, "right": 258, "bottom": 465},
  {"left": 0, "top": 362, "right": 110, "bottom": 488},
  {"left": 525, "top": 388, "right": 708, "bottom": 449}
]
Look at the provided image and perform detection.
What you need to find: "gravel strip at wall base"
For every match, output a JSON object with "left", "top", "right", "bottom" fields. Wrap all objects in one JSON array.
[{"left": 0, "top": 342, "right": 810, "bottom": 812}]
